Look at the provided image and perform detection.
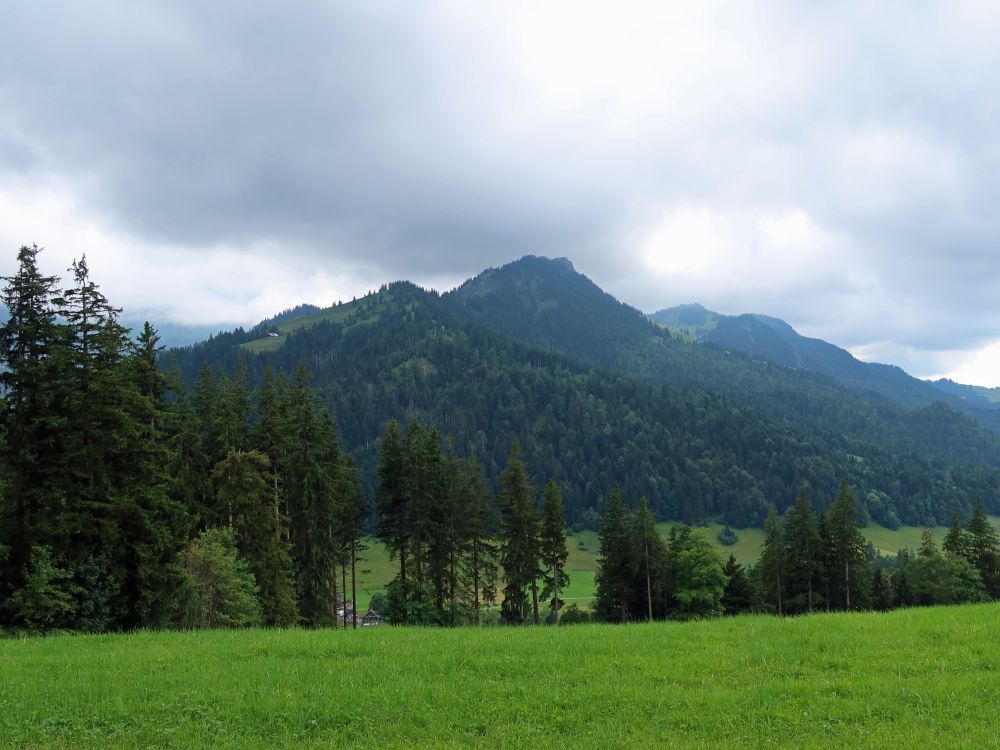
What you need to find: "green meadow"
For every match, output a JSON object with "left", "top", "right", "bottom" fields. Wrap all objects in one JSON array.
[
  {"left": 350, "top": 517, "right": 1000, "bottom": 610},
  {"left": 3, "top": 604, "right": 998, "bottom": 748}
]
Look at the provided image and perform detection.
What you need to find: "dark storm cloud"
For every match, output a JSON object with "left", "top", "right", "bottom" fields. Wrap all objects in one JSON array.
[
  {"left": 0, "top": 1, "right": 615, "bottom": 281},
  {"left": 2, "top": 1, "right": 1000, "bottom": 380}
]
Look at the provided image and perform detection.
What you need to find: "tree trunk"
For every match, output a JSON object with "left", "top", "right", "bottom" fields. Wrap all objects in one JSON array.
[
  {"left": 644, "top": 537, "right": 653, "bottom": 622},
  {"left": 351, "top": 539, "right": 357, "bottom": 630},
  {"left": 776, "top": 571, "right": 783, "bottom": 616},
  {"left": 472, "top": 544, "right": 480, "bottom": 625},
  {"left": 531, "top": 576, "right": 539, "bottom": 625},
  {"left": 342, "top": 561, "right": 348, "bottom": 629},
  {"left": 845, "top": 559, "right": 851, "bottom": 610}
]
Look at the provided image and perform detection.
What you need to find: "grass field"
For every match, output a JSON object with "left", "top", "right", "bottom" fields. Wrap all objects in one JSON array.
[{"left": 2, "top": 604, "right": 997, "bottom": 747}]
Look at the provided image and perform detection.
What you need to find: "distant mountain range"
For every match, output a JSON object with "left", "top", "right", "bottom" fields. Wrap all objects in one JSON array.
[
  {"left": 166, "top": 255, "right": 1000, "bottom": 528},
  {"left": 650, "top": 304, "right": 1000, "bottom": 417}
]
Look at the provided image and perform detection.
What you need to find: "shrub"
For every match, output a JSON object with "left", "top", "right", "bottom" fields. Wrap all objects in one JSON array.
[
  {"left": 177, "top": 527, "right": 261, "bottom": 629},
  {"left": 717, "top": 524, "right": 739, "bottom": 546}
]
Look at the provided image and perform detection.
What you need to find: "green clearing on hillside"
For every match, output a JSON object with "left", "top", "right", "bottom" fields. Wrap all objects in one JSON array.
[
  {"left": 240, "top": 292, "right": 406, "bottom": 353},
  {"left": 3, "top": 604, "right": 998, "bottom": 748}
]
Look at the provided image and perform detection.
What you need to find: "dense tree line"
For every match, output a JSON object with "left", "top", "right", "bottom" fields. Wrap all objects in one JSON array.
[
  {"left": 374, "top": 422, "right": 569, "bottom": 626},
  {"left": 3, "top": 246, "right": 997, "bottom": 633},
  {"left": 0, "top": 246, "right": 366, "bottom": 632},
  {"left": 591, "top": 480, "right": 1000, "bottom": 625}
]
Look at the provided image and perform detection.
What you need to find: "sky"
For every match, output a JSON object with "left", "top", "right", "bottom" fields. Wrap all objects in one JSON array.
[{"left": 1, "top": 1, "right": 999, "bottom": 384}]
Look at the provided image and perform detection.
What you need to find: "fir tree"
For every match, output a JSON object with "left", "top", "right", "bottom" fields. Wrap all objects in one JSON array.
[
  {"left": 594, "top": 488, "right": 632, "bottom": 623},
  {"left": 211, "top": 449, "right": 297, "bottom": 626},
  {"left": 721, "top": 555, "right": 755, "bottom": 615},
  {"left": 630, "top": 496, "right": 665, "bottom": 621},
  {"left": 539, "top": 481, "right": 570, "bottom": 623},
  {"left": 965, "top": 502, "right": 1000, "bottom": 598},
  {"left": 498, "top": 441, "right": 540, "bottom": 625},
  {"left": 757, "top": 504, "right": 785, "bottom": 615},
  {"left": 823, "top": 481, "right": 871, "bottom": 611},
  {"left": 456, "top": 457, "right": 499, "bottom": 624},
  {"left": 376, "top": 419, "right": 409, "bottom": 584},
  {"left": 783, "top": 487, "right": 821, "bottom": 613}
]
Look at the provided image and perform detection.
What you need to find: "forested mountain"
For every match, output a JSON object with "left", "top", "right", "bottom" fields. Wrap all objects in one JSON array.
[
  {"left": 651, "top": 303, "right": 1000, "bottom": 421},
  {"left": 168, "top": 258, "right": 1000, "bottom": 529}
]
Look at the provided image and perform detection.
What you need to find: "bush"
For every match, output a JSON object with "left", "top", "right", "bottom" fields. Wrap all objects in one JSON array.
[
  {"left": 717, "top": 524, "right": 739, "bottom": 546},
  {"left": 8, "top": 546, "right": 75, "bottom": 631},
  {"left": 558, "top": 603, "right": 593, "bottom": 624},
  {"left": 385, "top": 579, "right": 438, "bottom": 626},
  {"left": 177, "top": 527, "right": 262, "bottom": 629}
]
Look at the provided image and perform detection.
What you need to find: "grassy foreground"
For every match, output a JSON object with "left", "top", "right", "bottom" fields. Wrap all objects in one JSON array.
[{"left": 2, "top": 605, "right": 998, "bottom": 748}]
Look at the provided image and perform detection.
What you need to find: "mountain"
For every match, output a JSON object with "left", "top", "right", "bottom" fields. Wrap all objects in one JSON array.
[
  {"left": 651, "top": 305, "right": 1000, "bottom": 425},
  {"left": 931, "top": 379, "right": 1000, "bottom": 409},
  {"left": 167, "top": 256, "right": 1000, "bottom": 528}
]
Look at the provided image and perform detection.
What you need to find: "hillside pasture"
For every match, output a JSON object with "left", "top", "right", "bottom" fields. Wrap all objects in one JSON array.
[{"left": 2, "top": 604, "right": 998, "bottom": 748}]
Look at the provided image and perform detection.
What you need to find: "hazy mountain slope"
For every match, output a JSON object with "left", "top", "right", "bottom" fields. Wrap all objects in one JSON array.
[
  {"left": 932, "top": 378, "right": 1000, "bottom": 408},
  {"left": 650, "top": 305, "right": 1000, "bottom": 428}
]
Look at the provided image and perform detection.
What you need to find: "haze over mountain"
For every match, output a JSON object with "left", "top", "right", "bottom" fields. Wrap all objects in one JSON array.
[
  {"left": 651, "top": 304, "right": 1000, "bottom": 415},
  {"left": 169, "top": 255, "right": 1000, "bottom": 530}
]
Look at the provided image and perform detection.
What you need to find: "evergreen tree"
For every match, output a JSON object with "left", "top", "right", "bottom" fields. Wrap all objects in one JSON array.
[
  {"left": 965, "top": 502, "right": 1000, "bottom": 598},
  {"left": 211, "top": 449, "right": 297, "bottom": 626},
  {"left": 498, "top": 441, "right": 540, "bottom": 625},
  {"left": 117, "top": 323, "right": 191, "bottom": 628},
  {"left": 0, "top": 245, "right": 66, "bottom": 614},
  {"left": 285, "top": 363, "right": 340, "bottom": 626},
  {"left": 757, "top": 504, "right": 785, "bottom": 614},
  {"left": 783, "top": 487, "right": 821, "bottom": 613},
  {"left": 822, "top": 481, "right": 871, "bottom": 611},
  {"left": 336, "top": 454, "right": 367, "bottom": 629},
  {"left": 630, "top": 496, "right": 665, "bottom": 621},
  {"left": 456, "top": 457, "right": 499, "bottom": 624},
  {"left": 376, "top": 419, "right": 410, "bottom": 583},
  {"left": 942, "top": 511, "right": 968, "bottom": 558},
  {"left": 721, "top": 555, "right": 755, "bottom": 615},
  {"left": 539, "top": 480, "right": 570, "bottom": 623},
  {"left": 594, "top": 488, "right": 632, "bottom": 623}
]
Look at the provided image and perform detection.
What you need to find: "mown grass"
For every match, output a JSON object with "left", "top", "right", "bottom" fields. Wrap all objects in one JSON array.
[{"left": 2, "top": 604, "right": 998, "bottom": 748}]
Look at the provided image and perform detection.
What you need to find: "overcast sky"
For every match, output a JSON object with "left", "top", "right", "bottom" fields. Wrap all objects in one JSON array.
[{"left": 2, "top": 1, "right": 999, "bottom": 384}]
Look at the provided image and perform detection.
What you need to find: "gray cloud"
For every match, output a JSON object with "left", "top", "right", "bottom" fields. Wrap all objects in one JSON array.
[{"left": 2, "top": 1, "right": 1000, "bottom": 381}]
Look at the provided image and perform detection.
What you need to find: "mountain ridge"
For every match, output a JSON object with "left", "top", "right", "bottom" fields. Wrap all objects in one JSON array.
[{"left": 166, "top": 255, "right": 1000, "bottom": 527}]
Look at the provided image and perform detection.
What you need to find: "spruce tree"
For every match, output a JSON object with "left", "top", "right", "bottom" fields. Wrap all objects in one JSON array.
[
  {"left": 0, "top": 245, "right": 66, "bottom": 613},
  {"left": 375, "top": 419, "right": 410, "bottom": 584},
  {"left": 783, "top": 488, "right": 821, "bottom": 613},
  {"left": 498, "top": 441, "right": 540, "bottom": 625},
  {"left": 336, "top": 454, "right": 367, "bottom": 629},
  {"left": 594, "top": 488, "right": 632, "bottom": 622},
  {"left": 721, "top": 555, "right": 755, "bottom": 615},
  {"left": 211, "top": 449, "right": 297, "bottom": 626},
  {"left": 965, "top": 502, "right": 1000, "bottom": 598},
  {"left": 539, "top": 480, "right": 570, "bottom": 623},
  {"left": 630, "top": 496, "right": 665, "bottom": 621},
  {"left": 757, "top": 504, "right": 785, "bottom": 615},
  {"left": 285, "top": 363, "right": 340, "bottom": 626},
  {"left": 456, "top": 457, "right": 499, "bottom": 624},
  {"left": 942, "top": 511, "right": 968, "bottom": 558},
  {"left": 823, "top": 481, "right": 871, "bottom": 610}
]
